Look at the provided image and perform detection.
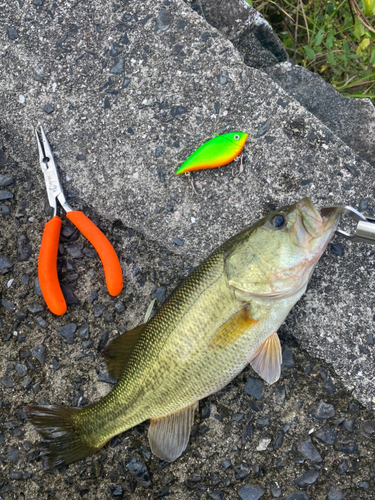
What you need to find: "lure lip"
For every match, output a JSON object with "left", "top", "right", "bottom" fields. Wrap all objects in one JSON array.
[{"left": 176, "top": 132, "right": 249, "bottom": 175}]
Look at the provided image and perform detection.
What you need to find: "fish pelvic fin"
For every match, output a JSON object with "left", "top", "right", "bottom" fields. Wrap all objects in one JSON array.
[
  {"left": 101, "top": 323, "right": 147, "bottom": 380},
  {"left": 249, "top": 331, "right": 282, "bottom": 385},
  {"left": 25, "top": 405, "right": 97, "bottom": 468},
  {"left": 148, "top": 402, "right": 198, "bottom": 462}
]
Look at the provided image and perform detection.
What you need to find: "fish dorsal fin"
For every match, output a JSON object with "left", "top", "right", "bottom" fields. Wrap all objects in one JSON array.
[
  {"left": 101, "top": 323, "right": 146, "bottom": 380},
  {"left": 148, "top": 402, "right": 198, "bottom": 462},
  {"left": 249, "top": 332, "right": 282, "bottom": 385},
  {"left": 208, "top": 307, "right": 258, "bottom": 349}
]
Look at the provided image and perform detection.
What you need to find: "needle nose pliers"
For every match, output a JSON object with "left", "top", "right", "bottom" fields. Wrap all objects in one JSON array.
[{"left": 35, "top": 125, "right": 123, "bottom": 316}]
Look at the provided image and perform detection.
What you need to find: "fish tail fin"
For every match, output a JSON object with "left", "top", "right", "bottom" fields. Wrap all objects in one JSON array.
[{"left": 25, "top": 405, "right": 97, "bottom": 468}]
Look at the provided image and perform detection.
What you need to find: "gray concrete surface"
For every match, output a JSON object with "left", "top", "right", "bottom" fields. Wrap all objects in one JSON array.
[{"left": 1, "top": 0, "right": 375, "bottom": 498}]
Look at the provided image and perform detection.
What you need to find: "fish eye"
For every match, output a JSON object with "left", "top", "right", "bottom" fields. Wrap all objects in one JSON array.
[
  {"left": 234, "top": 134, "right": 240, "bottom": 140},
  {"left": 271, "top": 214, "right": 286, "bottom": 229}
]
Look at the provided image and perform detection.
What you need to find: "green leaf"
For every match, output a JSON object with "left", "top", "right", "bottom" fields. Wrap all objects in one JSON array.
[
  {"left": 327, "top": 51, "right": 335, "bottom": 65},
  {"left": 313, "top": 29, "right": 324, "bottom": 47},
  {"left": 304, "top": 45, "right": 316, "bottom": 60},
  {"left": 343, "top": 40, "right": 351, "bottom": 55},
  {"left": 371, "top": 50, "right": 375, "bottom": 66},
  {"left": 325, "top": 30, "right": 334, "bottom": 49},
  {"left": 353, "top": 18, "right": 365, "bottom": 40},
  {"left": 326, "top": 2, "right": 334, "bottom": 15}
]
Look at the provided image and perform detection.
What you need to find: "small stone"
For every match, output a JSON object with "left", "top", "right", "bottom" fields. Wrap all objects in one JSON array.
[
  {"left": 274, "top": 385, "right": 286, "bottom": 405},
  {"left": 16, "top": 364, "right": 27, "bottom": 377},
  {"left": 34, "top": 277, "right": 43, "bottom": 296},
  {"left": 33, "top": 0, "right": 43, "bottom": 5},
  {"left": 273, "top": 431, "right": 284, "bottom": 450},
  {"left": 36, "top": 316, "right": 48, "bottom": 328},
  {"left": 111, "top": 485, "right": 123, "bottom": 496},
  {"left": 0, "top": 190, "right": 13, "bottom": 200},
  {"left": 31, "top": 345, "right": 47, "bottom": 365},
  {"left": 294, "top": 471, "right": 319, "bottom": 487},
  {"left": 126, "top": 457, "right": 152, "bottom": 488},
  {"left": 155, "top": 147, "right": 163, "bottom": 157},
  {"left": 152, "top": 287, "right": 166, "bottom": 303},
  {"left": 297, "top": 439, "right": 322, "bottom": 462},
  {"left": 309, "top": 401, "right": 335, "bottom": 420},
  {"left": 209, "top": 492, "right": 223, "bottom": 500},
  {"left": 281, "top": 345, "right": 294, "bottom": 368},
  {"left": 343, "top": 418, "right": 355, "bottom": 432},
  {"left": 97, "top": 330, "right": 109, "bottom": 352},
  {"left": 340, "top": 443, "right": 358, "bottom": 454},
  {"left": 67, "top": 243, "right": 83, "bottom": 258},
  {"left": 271, "top": 484, "right": 281, "bottom": 498},
  {"left": 1, "top": 204, "right": 10, "bottom": 215},
  {"left": 0, "top": 255, "right": 13, "bottom": 274},
  {"left": 238, "top": 484, "right": 265, "bottom": 500},
  {"left": 172, "top": 237, "right": 184, "bottom": 246},
  {"left": 114, "top": 301, "right": 125, "bottom": 314},
  {"left": 61, "top": 284, "right": 79, "bottom": 305},
  {"left": 78, "top": 322, "right": 90, "bottom": 339},
  {"left": 232, "top": 413, "right": 244, "bottom": 423},
  {"left": 327, "top": 486, "right": 343, "bottom": 500},
  {"left": 109, "top": 43, "right": 122, "bottom": 57},
  {"left": 154, "top": 10, "right": 173, "bottom": 33},
  {"left": 336, "top": 459, "right": 349, "bottom": 474},
  {"left": 362, "top": 421, "right": 375, "bottom": 434},
  {"left": 110, "top": 58, "right": 124, "bottom": 74},
  {"left": 170, "top": 105, "right": 187, "bottom": 117},
  {"left": 0, "top": 174, "right": 14, "bottom": 187},
  {"left": 201, "top": 404, "right": 211, "bottom": 419},
  {"left": 43, "top": 104, "right": 54, "bottom": 114},
  {"left": 217, "top": 71, "right": 228, "bottom": 85},
  {"left": 17, "top": 233, "right": 32, "bottom": 261},
  {"left": 122, "top": 77, "right": 131, "bottom": 88},
  {"left": 93, "top": 303, "right": 106, "bottom": 317},
  {"left": 7, "top": 447, "right": 19, "bottom": 464},
  {"left": 256, "top": 438, "right": 271, "bottom": 451},
  {"left": 330, "top": 243, "right": 344, "bottom": 256},
  {"left": 357, "top": 481, "right": 369, "bottom": 489},
  {"left": 76, "top": 153, "right": 85, "bottom": 161},
  {"left": 358, "top": 199, "right": 368, "bottom": 211},
  {"left": 244, "top": 376, "right": 264, "bottom": 400},
  {"left": 222, "top": 459, "right": 231, "bottom": 470},
  {"left": 27, "top": 303, "right": 44, "bottom": 314},
  {"left": 1, "top": 376, "right": 15, "bottom": 388},
  {"left": 58, "top": 323, "right": 77, "bottom": 344},
  {"left": 315, "top": 428, "right": 337, "bottom": 445},
  {"left": 234, "top": 462, "right": 250, "bottom": 480},
  {"left": 2, "top": 298, "right": 16, "bottom": 313},
  {"left": 323, "top": 377, "right": 336, "bottom": 395},
  {"left": 286, "top": 494, "right": 309, "bottom": 500},
  {"left": 8, "top": 28, "right": 18, "bottom": 40},
  {"left": 51, "top": 358, "right": 60, "bottom": 370}
]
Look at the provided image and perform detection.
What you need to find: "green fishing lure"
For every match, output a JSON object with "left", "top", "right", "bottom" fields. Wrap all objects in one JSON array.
[{"left": 176, "top": 132, "right": 248, "bottom": 175}]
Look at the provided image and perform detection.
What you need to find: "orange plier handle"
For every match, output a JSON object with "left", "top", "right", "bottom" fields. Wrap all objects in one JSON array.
[{"left": 38, "top": 212, "right": 123, "bottom": 315}]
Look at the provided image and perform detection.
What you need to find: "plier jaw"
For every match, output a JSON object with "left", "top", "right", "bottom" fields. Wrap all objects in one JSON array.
[
  {"left": 35, "top": 126, "right": 71, "bottom": 216},
  {"left": 321, "top": 205, "right": 375, "bottom": 245}
]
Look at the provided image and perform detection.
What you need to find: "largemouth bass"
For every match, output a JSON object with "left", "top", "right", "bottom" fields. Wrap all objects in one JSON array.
[{"left": 25, "top": 198, "right": 341, "bottom": 466}]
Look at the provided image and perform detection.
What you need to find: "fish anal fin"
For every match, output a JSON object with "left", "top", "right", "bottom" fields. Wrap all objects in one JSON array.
[
  {"left": 249, "top": 331, "right": 282, "bottom": 385},
  {"left": 101, "top": 323, "right": 146, "bottom": 380},
  {"left": 208, "top": 307, "right": 258, "bottom": 349},
  {"left": 148, "top": 402, "right": 198, "bottom": 462}
]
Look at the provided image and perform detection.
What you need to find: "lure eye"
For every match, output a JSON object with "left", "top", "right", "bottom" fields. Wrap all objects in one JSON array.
[
  {"left": 271, "top": 214, "right": 286, "bottom": 229},
  {"left": 234, "top": 134, "right": 240, "bottom": 140}
]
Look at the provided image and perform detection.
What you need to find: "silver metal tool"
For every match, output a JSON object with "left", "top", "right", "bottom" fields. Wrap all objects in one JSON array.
[{"left": 321, "top": 205, "right": 375, "bottom": 245}]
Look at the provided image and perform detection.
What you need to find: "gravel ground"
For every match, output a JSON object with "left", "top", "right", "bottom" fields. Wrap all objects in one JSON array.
[{"left": 1, "top": 144, "right": 375, "bottom": 500}]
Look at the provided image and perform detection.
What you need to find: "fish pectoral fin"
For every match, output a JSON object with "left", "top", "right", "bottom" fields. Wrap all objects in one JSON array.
[
  {"left": 249, "top": 331, "right": 282, "bottom": 385},
  {"left": 148, "top": 402, "right": 198, "bottom": 462},
  {"left": 208, "top": 307, "right": 258, "bottom": 349},
  {"left": 101, "top": 323, "right": 147, "bottom": 380}
]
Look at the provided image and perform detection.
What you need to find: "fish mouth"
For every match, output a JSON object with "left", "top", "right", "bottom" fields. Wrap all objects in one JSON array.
[{"left": 297, "top": 198, "right": 342, "bottom": 237}]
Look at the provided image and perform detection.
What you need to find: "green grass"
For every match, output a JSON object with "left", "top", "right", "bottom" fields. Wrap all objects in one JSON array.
[{"left": 247, "top": 0, "right": 375, "bottom": 101}]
